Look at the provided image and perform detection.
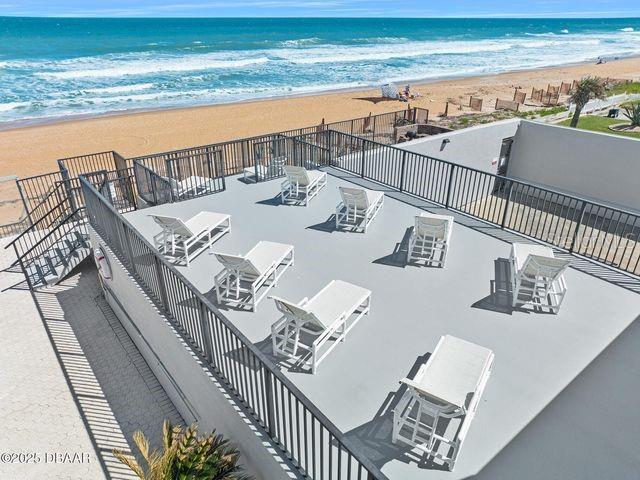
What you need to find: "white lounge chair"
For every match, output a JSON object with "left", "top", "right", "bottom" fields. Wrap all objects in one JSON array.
[
  {"left": 407, "top": 212, "right": 454, "bottom": 267},
  {"left": 150, "top": 211, "right": 231, "bottom": 266},
  {"left": 164, "top": 176, "right": 220, "bottom": 199},
  {"left": 510, "top": 243, "right": 570, "bottom": 313},
  {"left": 392, "top": 335, "right": 494, "bottom": 471},
  {"left": 335, "top": 186, "right": 384, "bottom": 232},
  {"left": 242, "top": 156, "right": 287, "bottom": 183},
  {"left": 213, "top": 241, "right": 294, "bottom": 312},
  {"left": 270, "top": 280, "right": 371, "bottom": 373},
  {"left": 280, "top": 165, "right": 327, "bottom": 206}
]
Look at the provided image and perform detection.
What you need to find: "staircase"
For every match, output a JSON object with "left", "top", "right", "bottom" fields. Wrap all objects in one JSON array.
[
  {"left": 6, "top": 198, "right": 91, "bottom": 289},
  {"left": 22, "top": 228, "right": 90, "bottom": 288}
]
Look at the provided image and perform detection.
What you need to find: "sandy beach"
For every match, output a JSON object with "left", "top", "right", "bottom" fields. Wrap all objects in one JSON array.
[{"left": 1, "top": 56, "right": 640, "bottom": 180}]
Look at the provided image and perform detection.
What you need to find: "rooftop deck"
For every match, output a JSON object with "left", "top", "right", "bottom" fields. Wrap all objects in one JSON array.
[{"left": 124, "top": 168, "right": 640, "bottom": 479}]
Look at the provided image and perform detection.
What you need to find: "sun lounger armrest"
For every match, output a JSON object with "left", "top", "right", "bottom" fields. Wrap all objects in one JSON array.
[
  {"left": 311, "top": 311, "right": 348, "bottom": 346},
  {"left": 399, "top": 377, "right": 455, "bottom": 408}
]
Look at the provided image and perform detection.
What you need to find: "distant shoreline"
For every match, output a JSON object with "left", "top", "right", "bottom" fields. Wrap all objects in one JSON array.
[
  {"left": 0, "top": 54, "right": 639, "bottom": 186},
  {"left": 1, "top": 53, "right": 638, "bottom": 133}
]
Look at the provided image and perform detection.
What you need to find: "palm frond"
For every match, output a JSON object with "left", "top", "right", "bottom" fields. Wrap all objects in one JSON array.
[{"left": 113, "top": 449, "right": 146, "bottom": 479}]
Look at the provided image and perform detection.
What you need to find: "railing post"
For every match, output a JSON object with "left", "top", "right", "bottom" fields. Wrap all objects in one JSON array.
[
  {"left": 263, "top": 368, "right": 277, "bottom": 439},
  {"left": 444, "top": 164, "right": 456, "bottom": 208},
  {"left": 166, "top": 160, "right": 176, "bottom": 203},
  {"left": 252, "top": 141, "right": 260, "bottom": 182},
  {"left": 154, "top": 255, "right": 170, "bottom": 312},
  {"left": 500, "top": 180, "right": 513, "bottom": 229},
  {"left": 219, "top": 155, "right": 227, "bottom": 191},
  {"left": 399, "top": 150, "right": 407, "bottom": 192},
  {"left": 360, "top": 140, "right": 366, "bottom": 178},
  {"left": 327, "top": 130, "right": 333, "bottom": 166},
  {"left": 198, "top": 300, "right": 215, "bottom": 362},
  {"left": 120, "top": 220, "right": 136, "bottom": 268},
  {"left": 569, "top": 201, "right": 588, "bottom": 253},
  {"left": 15, "top": 180, "right": 33, "bottom": 228}
]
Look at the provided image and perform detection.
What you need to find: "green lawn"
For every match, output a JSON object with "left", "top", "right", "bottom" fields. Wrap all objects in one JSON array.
[
  {"left": 607, "top": 81, "right": 640, "bottom": 95},
  {"left": 558, "top": 115, "right": 640, "bottom": 139}
]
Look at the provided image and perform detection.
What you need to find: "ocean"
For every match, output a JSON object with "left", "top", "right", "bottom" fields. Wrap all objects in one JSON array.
[{"left": 1, "top": 17, "right": 639, "bottom": 124}]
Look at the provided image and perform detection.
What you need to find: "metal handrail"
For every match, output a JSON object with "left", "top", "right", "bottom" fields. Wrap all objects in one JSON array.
[
  {"left": 326, "top": 129, "right": 640, "bottom": 275},
  {"left": 12, "top": 207, "right": 84, "bottom": 262},
  {"left": 129, "top": 107, "right": 428, "bottom": 164},
  {"left": 330, "top": 129, "right": 640, "bottom": 218},
  {"left": 80, "top": 175, "right": 389, "bottom": 480},
  {"left": 4, "top": 186, "right": 72, "bottom": 249}
]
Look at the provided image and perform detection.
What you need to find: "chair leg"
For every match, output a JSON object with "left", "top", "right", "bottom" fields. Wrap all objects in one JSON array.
[{"left": 292, "top": 325, "right": 301, "bottom": 356}]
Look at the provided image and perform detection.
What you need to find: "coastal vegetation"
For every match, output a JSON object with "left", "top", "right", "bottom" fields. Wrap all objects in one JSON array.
[
  {"left": 568, "top": 77, "right": 607, "bottom": 128},
  {"left": 607, "top": 81, "right": 640, "bottom": 96},
  {"left": 442, "top": 105, "right": 568, "bottom": 130},
  {"left": 113, "top": 420, "right": 249, "bottom": 480},
  {"left": 559, "top": 115, "right": 640, "bottom": 139},
  {"left": 621, "top": 101, "right": 640, "bottom": 127}
]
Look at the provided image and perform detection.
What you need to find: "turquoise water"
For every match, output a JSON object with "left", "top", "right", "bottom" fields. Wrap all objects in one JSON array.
[{"left": 1, "top": 17, "right": 640, "bottom": 124}]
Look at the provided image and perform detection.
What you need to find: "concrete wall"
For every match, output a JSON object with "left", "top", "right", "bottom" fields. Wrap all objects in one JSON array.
[
  {"left": 88, "top": 229, "right": 293, "bottom": 480},
  {"left": 396, "top": 119, "right": 521, "bottom": 173},
  {"left": 508, "top": 121, "right": 640, "bottom": 211}
]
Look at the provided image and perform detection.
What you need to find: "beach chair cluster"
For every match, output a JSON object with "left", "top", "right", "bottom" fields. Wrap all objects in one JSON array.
[{"left": 146, "top": 165, "right": 572, "bottom": 470}]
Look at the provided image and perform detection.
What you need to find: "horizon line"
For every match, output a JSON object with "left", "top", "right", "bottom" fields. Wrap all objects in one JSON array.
[{"left": 1, "top": 14, "right": 640, "bottom": 19}]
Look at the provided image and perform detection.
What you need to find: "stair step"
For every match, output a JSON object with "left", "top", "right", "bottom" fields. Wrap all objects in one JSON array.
[
  {"left": 54, "top": 247, "right": 69, "bottom": 267},
  {"left": 44, "top": 255, "right": 57, "bottom": 274},
  {"left": 73, "top": 230, "right": 89, "bottom": 248}
]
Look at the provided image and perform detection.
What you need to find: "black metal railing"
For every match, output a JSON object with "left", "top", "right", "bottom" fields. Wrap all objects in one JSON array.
[
  {"left": 58, "top": 150, "right": 129, "bottom": 179},
  {"left": 80, "top": 175, "right": 388, "bottom": 480},
  {"left": 242, "top": 133, "right": 332, "bottom": 183},
  {"left": 131, "top": 108, "right": 429, "bottom": 183},
  {"left": 5, "top": 182, "right": 76, "bottom": 255},
  {"left": 166, "top": 148, "right": 226, "bottom": 201},
  {"left": 84, "top": 168, "right": 138, "bottom": 213},
  {"left": 10, "top": 207, "right": 87, "bottom": 288},
  {"left": 133, "top": 160, "right": 173, "bottom": 206},
  {"left": 0, "top": 218, "right": 28, "bottom": 238},
  {"left": 16, "top": 170, "right": 64, "bottom": 218},
  {"left": 324, "top": 130, "right": 640, "bottom": 276}
]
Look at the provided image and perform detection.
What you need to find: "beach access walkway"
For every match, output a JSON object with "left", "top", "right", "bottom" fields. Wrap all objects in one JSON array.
[{"left": 0, "top": 238, "right": 182, "bottom": 480}]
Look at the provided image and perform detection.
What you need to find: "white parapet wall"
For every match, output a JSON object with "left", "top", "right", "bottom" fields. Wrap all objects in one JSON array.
[
  {"left": 88, "top": 228, "right": 296, "bottom": 480},
  {"left": 395, "top": 119, "right": 521, "bottom": 174},
  {"left": 508, "top": 120, "right": 640, "bottom": 212}
]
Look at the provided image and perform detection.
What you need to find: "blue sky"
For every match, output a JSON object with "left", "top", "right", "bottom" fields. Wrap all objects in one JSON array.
[{"left": 0, "top": 0, "right": 639, "bottom": 18}]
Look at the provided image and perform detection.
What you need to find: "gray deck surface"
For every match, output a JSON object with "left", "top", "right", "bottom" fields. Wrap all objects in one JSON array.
[{"left": 125, "top": 168, "right": 640, "bottom": 480}]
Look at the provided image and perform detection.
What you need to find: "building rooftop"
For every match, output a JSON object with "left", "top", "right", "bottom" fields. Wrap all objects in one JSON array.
[{"left": 124, "top": 167, "right": 640, "bottom": 479}]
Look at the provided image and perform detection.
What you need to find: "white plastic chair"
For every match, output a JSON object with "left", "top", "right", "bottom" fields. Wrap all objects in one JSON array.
[
  {"left": 280, "top": 166, "right": 327, "bottom": 206},
  {"left": 149, "top": 211, "right": 231, "bottom": 266},
  {"left": 510, "top": 243, "right": 570, "bottom": 313},
  {"left": 242, "top": 156, "right": 287, "bottom": 183},
  {"left": 213, "top": 241, "right": 294, "bottom": 311},
  {"left": 392, "top": 335, "right": 494, "bottom": 470},
  {"left": 335, "top": 186, "right": 384, "bottom": 232},
  {"left": 165, "top": 176, "right": 219, "bottom": 199},
  {"left": 407, "top": 212, "right": 454, "bottom": 267},
  {"left": 270, "top": 280, "right": 371, "bottom": 373}
]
